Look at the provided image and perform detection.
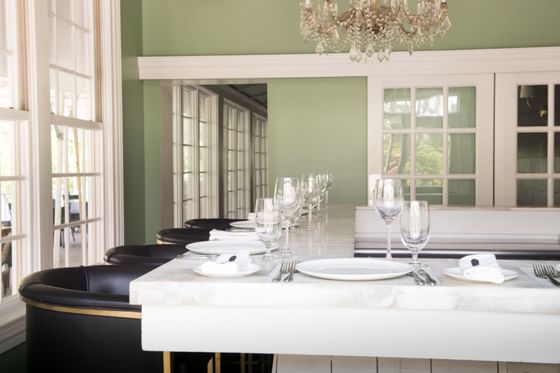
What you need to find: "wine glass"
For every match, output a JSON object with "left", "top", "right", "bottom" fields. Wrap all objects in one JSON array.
[
  {"left": 400, "top": 200, "right": 430, "bottom": 266},
  {"left": 301, "top": 173, "right": 319, "bottom": 226},
  {"left": 254, "top": 198, "right": 281, "bottom": 265},
  {"left": 374, "top": 178, "right": 404, "bottom": 259},
  {"left": 273, "top": 177, "right": 302, "bottom": 257}
]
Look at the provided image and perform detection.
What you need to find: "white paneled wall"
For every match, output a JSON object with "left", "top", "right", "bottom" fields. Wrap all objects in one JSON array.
[{"left": 276, "top": 356, "right": 560, "bottom": 373}]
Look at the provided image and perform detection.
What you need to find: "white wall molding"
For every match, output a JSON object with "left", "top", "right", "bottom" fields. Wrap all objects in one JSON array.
[{"left": 137, "top": 47, "right": 560, "bottom": 81}]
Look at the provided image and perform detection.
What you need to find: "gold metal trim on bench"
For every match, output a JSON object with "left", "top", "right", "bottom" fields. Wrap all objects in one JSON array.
[{"left": 22, "top": 297, "right": 141, "bottom": 319}]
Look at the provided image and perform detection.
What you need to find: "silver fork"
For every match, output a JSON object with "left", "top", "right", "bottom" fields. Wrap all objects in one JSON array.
[
  {"left": 283, "top": 260, "right": 299, "bottom": 282},
  {"left": 272, "top": 261, "right": 288, "bottom": 282},
  {"left": 533, "top": 264, "right": 560, "bottom": 287}
]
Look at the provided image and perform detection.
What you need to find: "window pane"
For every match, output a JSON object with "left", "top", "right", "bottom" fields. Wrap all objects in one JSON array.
[
  {"left": 199, "top": 173, "right": 207, "bottom": 197},
  {"left": 517, "top": 133, "right": 547, "bottom": 173},
  {"left": 383, "top": 88, "right": 411, "bottom": 129},
  {"left": 555, "top": 179, "right": 560, "bottom": 207},
  {"left": 415, "top": 133, "right": 443, "bottom": 175},
  {"left": 199, "top": 147, "right": 207, "bottom": 172},
  {"left": 1, "top": 182, "right": 14, "bottom": 232},
  {"left": 182, "top": 173, "right": 191, "bottom": 200},
  {"left": 517, "top": 85, "right": 547, "bottom": 127},
  {"left": 75, "top": 29, "right": 90, "bottom": 75},
  {"left": 58, "top": 71, "right": 75, "bottom": 117},
  {"left": 182, "top": 118, "right": 192, "bottom": 145},
  {"left": 56, "top": 17, "right": 74, "bottom": 70},
  {"left": 556, "top": 133, "right": 560, "bottom": 173},
  {"left": 383, "top": 133, "right": 410, "bottom": 175},
  {"left": 49, "top": 69, "right": 58, "bottom": 114},
  {"left": 554, "top": 84, "right": 560, "bottom": 126},
  {"left": 517, "top": 179, "right": 547, "bottom": 207},
  {"left": 0, "top": 120, "right": 14, "bottom": 175},
  {"left": 49, "top": 15, "right": 56, "bottom": 64},
  {"left": 416, "top": 88, "right": 443, "bottom": 129},
  {"left": 416, "top": 179, "right": 442, "bottom": 205},
  {"left": 55, "top": 0, "right": 72, "bottom": 20},
  {"left": 199, "top": 121, "right": 207, "bottom": 146},
  {"left": 1, "top": 241, "right": 13, "bottom": 297},
  {"left": 76, "top": 77, "right": 91, "bottom": 120},
  {"left": 448, "top": 87, "right": 476, "bottom": 128},
  {"left": 182, "top": 145, "right": 192, "bottom": 173},
  {"left": 448, "top": 179, "right": 475, "bottom": 206},
  {"left": 449, "top": 134, "right": 475, "bottom": 174}
]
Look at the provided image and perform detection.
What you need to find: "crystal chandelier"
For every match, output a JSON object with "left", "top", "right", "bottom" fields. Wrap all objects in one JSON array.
[{"left": 300, "top": 0, "right": 451, "bottom": 62}]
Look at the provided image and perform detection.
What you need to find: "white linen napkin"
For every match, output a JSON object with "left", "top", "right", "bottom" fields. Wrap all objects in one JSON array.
[
  {"left": 209, "top": 229, "right": 259, "bottom": 241},
  {"left": 199, "top": 251, "right": 251, "bottom": 274},
  {"left": 458, "top": 254, "right": 505, "bottom": 284}
]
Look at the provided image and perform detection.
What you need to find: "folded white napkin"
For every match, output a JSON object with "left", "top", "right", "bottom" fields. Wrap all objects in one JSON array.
[
  {"left": 458, "top": 254, "right": 505, "bottom": 284},
  {"left": 199, "top": 251, "right": 251, "bottom": 274},
  {"left": 209, "top": 229, "right": 258, "bottom": 241}
]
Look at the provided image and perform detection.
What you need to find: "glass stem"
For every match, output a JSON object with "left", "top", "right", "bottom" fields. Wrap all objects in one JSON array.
[
  {"left": 285, "top": 220, "right": 290, "bottom": 251},
  {"left": 308, "top": 203, "right": 313, "bottom": 225},
  {"left": 386, "top": 221, "right": 392, "bottom": 259}
]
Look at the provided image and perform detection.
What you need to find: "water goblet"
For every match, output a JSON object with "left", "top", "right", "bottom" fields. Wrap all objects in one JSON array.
[
  {"left": 374, "top": 178, "right": 404, "bottom": 259},
  {"left": 400, "top": 200, "right": 430, "bottom": 266},
  {"left": 301, "top": 173, "right": 319, "bottom": 226},
  {"left": 254, "top": 198, "right": 281, "bottom": 266},
  {"left": 273, "top": 177, "right": 302, "bottom": 257}
]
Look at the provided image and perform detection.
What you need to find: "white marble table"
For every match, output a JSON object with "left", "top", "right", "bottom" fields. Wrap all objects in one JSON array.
[{"left": 130, "top": 205, "right": 560, "bottom": 365}]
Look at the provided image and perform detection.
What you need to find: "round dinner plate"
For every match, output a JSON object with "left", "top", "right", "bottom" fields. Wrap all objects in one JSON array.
[
  {"left": 229, "top": 220, "right": 255, "bottom": 230},
  {"left": 193, "top": 263, "right": 261, "bottom": 278},
  {"left": 443, "top": 267, "right": 518, "bottom": 283},
  {"left": 296, "top": 258, "right": 413, "bottom": 281},
  {"left": 186, "top": 240, "right": 277, "bottom": 256}
]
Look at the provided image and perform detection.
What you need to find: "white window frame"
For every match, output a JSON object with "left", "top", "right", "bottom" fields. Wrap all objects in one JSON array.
[
  {"left": 223, "top": 99, "right": 251, "bottom": 219},
  {"left": 0, "top": 0, "right": 123, "bottom": 353},
  {"left": 495, "top": 71, "right": 560, "bottom": 207},
  {"left": 368, "top": 74, "right": 495, "bottom": 207},
  {"left": 172, "top": 85, "right": 218, "bottom": 226}
]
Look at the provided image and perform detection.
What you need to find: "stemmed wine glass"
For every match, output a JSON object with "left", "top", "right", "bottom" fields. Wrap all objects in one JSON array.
[
  {"left": 274, "top": 177, "right": 302, "bottom": 257},
  {"left": 374, "top": 178, "right": 404, "bottom": 259},
  {"left": 254, "top": 197, "right": 281, "bottom": 266},
  {"left": 301, "top": 173, "right": 319, "bottom": 226},
  {"left": 400, "top": 200, "right": 430, "bottom": 266}
]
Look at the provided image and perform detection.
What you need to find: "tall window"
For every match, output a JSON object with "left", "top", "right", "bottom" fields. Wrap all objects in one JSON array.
[
  {"left": 175, "top": 86, "right": 218, "bottom": 222},
  {"left": 252, "top": 113, "right": 268, "bottom": 200},
  {"left": 370, "top": 75, "right": 494, "bottom": 207},
  {"left": 49, "top": 0, "right": 101, "bottom": 267},
  {"left": 0, "top": 0, "right": 27, "bottom": 301},
  {"left": 223, "top": 100, "right": 250, "bottom": 218}
]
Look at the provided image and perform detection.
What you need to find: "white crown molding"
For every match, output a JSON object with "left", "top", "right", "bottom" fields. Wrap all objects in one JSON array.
[{"left": 137, "top": 47, "right": 560, "bottom": 81}]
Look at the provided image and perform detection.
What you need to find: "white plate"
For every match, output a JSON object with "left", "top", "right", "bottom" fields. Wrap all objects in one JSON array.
[
  {"left": 186, "top": 240, "right": 277, "bottom": 256},
  {"left": 296, "top": 258, "right": 413, "bottom": 281},
  {"left": 193, "top": 263, "right": 261, "bottom": 278},
  {"left": 443, "top": 267, "right": 518, "bottom": 283},
  {"left": 230, "top": 220, "right": 255, "bottom": 229}
]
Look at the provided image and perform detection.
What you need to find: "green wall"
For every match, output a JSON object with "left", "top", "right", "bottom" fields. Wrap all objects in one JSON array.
[
  {"left": 268, "top": 78, "right": 367, "bottom": 204},
  {"left": 122, "top": 0, "right": 560, "bottom": 243}
]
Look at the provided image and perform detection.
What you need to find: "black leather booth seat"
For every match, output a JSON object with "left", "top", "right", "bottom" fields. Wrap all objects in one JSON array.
[
  {"left": 19, "top": 265, "right": 211, "bottom": 373},
  {"left": 184, "top": 218, "right": 243, "bottom": 231},
  {"left": 156, "top": 227, "right": 211, "bottom": 245},
  {"left": 104, "top": 244, "right": 187, "bottom": 266}
]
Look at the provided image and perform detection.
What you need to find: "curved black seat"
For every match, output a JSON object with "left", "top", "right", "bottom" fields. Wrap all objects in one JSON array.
[
  {"left": 156, "top": 227, "right": 210, "bottom": 245},
  {"left": 184, "top": 218, "right": 243, "bottom": 231},
  {"left": 104, "top": 244, "right": 187, "bottom": 266},
  {"left": 19, "top": 265, "right": 163, "bottom": 373},
  {"left": 19, "top": 265, "right": 213, "bottom": 372}
]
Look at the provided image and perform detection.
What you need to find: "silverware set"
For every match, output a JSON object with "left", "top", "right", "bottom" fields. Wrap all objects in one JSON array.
[
  {"left": 533, "top": 264, "right": 560, "bottom": 287},
  {"left": 272, "top": 260, "right": 299, "bottom": 282},
  {"left": 408, "top": 268, "right": 437, "bottom": 286}
]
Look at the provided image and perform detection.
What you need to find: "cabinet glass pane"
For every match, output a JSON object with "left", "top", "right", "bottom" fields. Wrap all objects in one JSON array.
[
  {"left": 448, "top": 179, "right": 475, "bottom": 206},
  {"left": 555, "top": 133, "right": 560, "bottom": 173},
  {"left": 555, "top": 179, "right": 560, "bottom": 207},
  {"left": 517, "top": 133, "right": 547, "bottom": 173},
  {"left": 448, "top": 134, "right": 475, "bottom": 174},
  {"left": 554, "top": 84, "right": 560, "bottom": 127},
  {"left": 517, "top": 179, "right": 547, "bottom": 207},
  {"left": 415, "top": 133, "right": 443, "bottom": 175},
  {"left": 416, "top": 179, "right": 442, "bottom": 205},
  {"left": 182, "top": 90, "right": 193, "bottom": 117},
  {"left": 383, "top": 88, "right": 411, "bottom": 129},
  {"left": 416, "top": 88, "right": 443, "bottom": 129},
  {"left": 517, "top": 85, "right": 547, "bottom": 127},
  {"left": 448, "top": 87, "right": 476, "bottom": 128},
  {"left": 382, "top": 133, "right": 410, "bottom": 175}
]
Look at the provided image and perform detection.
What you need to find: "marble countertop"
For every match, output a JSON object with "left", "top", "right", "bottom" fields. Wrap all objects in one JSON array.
[{"left": 130, "top": 205, "right": 560, "bottom": 363}]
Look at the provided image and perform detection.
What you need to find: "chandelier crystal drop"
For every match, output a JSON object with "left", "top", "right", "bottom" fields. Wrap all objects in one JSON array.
[{"left": 300, "top": 0, "right": 451, "bottom": 62}]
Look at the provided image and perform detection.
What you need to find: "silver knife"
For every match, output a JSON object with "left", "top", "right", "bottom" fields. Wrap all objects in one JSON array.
[{"left": 418, "top": 269, "right": 437, "bottom": 286}]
